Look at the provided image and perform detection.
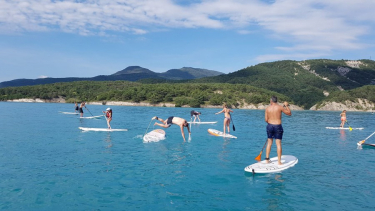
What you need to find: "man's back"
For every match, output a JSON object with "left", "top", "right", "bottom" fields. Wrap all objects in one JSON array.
[{"left": 265, "top": 104, "right": 283, "bottom": 125}]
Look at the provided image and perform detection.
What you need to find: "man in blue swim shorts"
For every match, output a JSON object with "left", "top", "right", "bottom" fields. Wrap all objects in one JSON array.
[{"left": 265, "top": 96, "right": 292, "bottom": 165}]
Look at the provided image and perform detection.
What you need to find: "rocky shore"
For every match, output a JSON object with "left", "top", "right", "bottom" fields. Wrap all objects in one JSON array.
[{"left": 310, "top": 99, "right": 375, "bottom": 112}]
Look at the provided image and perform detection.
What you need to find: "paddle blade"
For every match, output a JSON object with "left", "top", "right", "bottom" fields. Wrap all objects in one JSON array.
[
  {"left": 233, "top": 125, "right": 236, "bottom": 131},
  {"left": 349, "top": 126, "right": 353, "bottom": 131},
  {"left": 255, "top": 152, "right": 262, "bottom": 161}
]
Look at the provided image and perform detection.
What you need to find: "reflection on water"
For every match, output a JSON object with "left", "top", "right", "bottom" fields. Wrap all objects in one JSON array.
[
  {"left": 264, "top": 174, "right": 288, "bottom": 210},
  {"left": 218, "top": 138, "right": 231, "bottom": 163},
  {"left": 340, "top": 129, "right": 346, "bottom": 141},
  {"left": 104, "top": 133, "right": 112, "bottom": 150}
]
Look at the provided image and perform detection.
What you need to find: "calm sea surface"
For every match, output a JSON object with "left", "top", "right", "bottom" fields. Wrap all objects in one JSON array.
[{"left": 1, "top": 102, "right": 375, "bottom": 210}]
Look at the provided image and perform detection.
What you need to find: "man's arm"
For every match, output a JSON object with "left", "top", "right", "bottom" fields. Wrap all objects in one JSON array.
[
  {"left": 180, "top": 125, "right": 186, "bottom": 142},
  {"left": 282, "top": 102, "right": 292, "bottom": 116},
  {"left": 265, "top": 109, "right": 268, "bottom": 123}
]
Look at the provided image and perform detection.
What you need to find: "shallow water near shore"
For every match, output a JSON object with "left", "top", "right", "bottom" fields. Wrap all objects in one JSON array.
[{"left": 1, "top": 102, "right": 375, "bottom": 210}]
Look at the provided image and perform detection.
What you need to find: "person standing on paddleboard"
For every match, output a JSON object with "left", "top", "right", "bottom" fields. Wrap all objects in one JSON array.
[
  {"left": 340, "top": 110, "right": 347, "bottom": 128},
  {"left": 191, "top": 110, "right": 201, "bottom": 123},
  {"left": 75, "top": 102, "right": 79, "bottom": 113},
  {"left": 103, "top": 108, "right": 112, "bottom": 129},
  {"left": 79, "top": 102, "right": 86, "bottom": 117},
  {"left": 265, "top": 96, "right": 292, "bottom": 165},
  {"left": 152, "top": 116, "right": 191, "bottom": 142},
  {"left": 215, "top": 103, "right": 233, "bottom": 136}
]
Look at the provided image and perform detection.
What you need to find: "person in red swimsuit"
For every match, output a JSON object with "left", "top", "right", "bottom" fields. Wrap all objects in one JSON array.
[{"left": 103, "top": 108, "right": 112, "bottom": 129}]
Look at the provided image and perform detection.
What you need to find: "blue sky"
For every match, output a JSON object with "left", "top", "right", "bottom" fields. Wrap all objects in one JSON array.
[{"left": 1, "top": 0, "right": 374, "bottom": 82}]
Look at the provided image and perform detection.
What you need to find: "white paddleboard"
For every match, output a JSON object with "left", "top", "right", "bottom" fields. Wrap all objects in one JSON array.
[
  {"left": 326, "top": 127, "right": 364, "bottom": 130},
  {"left": 143, "top": 129, "right": 166, "bottom": 143},
  {"left": 357, "top": 142, "right": 375, "bottom": 148},
  {"left": 59, "top": 111, "right": 79, "bottom": 115},
  {"left": 188, "top": 121, "right": 217, "bottom": 124},
  {"left": 79, "top": 127, "right": 128, "bottom": 132},
  {"left": 79, "top": 115, "right": 104, "bottom": 119},
  {"left": 207, "top": 129, "right": 237, "bottom": 139},
  {"left": 244, "top": 155, "right": 298, "bottom": 174}
]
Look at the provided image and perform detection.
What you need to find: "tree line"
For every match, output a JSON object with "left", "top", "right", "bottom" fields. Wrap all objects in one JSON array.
[{"left": 0, "top": 81, "right": 291, "bottom": 108}]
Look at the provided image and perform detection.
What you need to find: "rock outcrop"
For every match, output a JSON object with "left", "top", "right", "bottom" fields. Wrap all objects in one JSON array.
[{"left": 310, "top": 98, "right": 374, "bottom": 111}]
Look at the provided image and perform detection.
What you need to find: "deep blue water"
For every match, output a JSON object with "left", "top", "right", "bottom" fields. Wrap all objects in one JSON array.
[{"left": 1, "top": 102, "right": 375, "bottom": 210}]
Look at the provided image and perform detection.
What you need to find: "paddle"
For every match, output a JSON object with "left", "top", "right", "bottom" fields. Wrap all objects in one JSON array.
[
  {"left": 230, "top": 115, "right": 235, "bottom": 131},
  {"left": 358, "top": 131, "right": 375, "bottom": 145},
  {"left": 255, "top": 139, "right": 268, "bottom": 161},
  {"left": 345, "top": 120, "right": 353, "bottom": 131},
  {"left": 85, "top": 107, "right": 94, "bottom": 117},
  {"left": 143, "top": 118, "right": 154, "bottom": 138}
]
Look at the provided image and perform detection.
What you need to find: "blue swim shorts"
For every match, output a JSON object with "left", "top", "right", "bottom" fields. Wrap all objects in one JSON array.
[{"left": 266, "top": 123, "right": 284, "bottom": 140}]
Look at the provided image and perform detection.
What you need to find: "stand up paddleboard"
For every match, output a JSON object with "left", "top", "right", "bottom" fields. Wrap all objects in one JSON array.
[
  {"left": 79, "top": 127, "right": 128, "bottom": 132},
  {"left": 189, "top": 121, "right": 217, "bottom": 124},
  {"left": 143, "top": 129, "right": 166, "bottom": 143},
  {"left": 326, "top": 127, "right": 364, "bottom": 130},
  {"left": 244, "top": 155, "right": 298, "bottom": 174},
  {"left": 79, "top": 115, "right": 104, "bottom": 119},
  {"left": 357, "top": 142, "right": 375, "bottom": 148},
  {"left": 59, "top": 111, "right": 79, "bottom": 115},
  {"left": 207, "top": 129, "right": 237, "bottom": 139}
]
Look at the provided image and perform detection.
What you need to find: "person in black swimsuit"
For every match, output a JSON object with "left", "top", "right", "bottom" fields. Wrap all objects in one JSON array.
[
  {"left": 190, "top": 110, "right": 201, "bottom": 122},
  {"left": 79, "top": 102, "right": 86, "bottom": 117},
  {"left": 75, "top": 102, "right": 79, "bottom": 113}
]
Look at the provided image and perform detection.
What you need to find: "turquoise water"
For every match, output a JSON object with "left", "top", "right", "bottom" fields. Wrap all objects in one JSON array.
[{"left": 1, "top": 102, "right": 375, "bottom": 210}]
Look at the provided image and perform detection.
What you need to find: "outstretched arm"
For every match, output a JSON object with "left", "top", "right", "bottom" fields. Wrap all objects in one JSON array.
[{"left": 215, "top": 109, "right": 224, "bottom": 115}]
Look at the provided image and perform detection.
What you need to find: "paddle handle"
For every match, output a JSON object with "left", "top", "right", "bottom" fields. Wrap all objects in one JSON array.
[{"left": 365, "top": 131, "right": 375, "bottom": 141}]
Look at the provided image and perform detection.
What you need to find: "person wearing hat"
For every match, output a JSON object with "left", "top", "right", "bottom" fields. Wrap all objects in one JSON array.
[{"left": 103, "top": 108, "right": 113, "bottom": 129}]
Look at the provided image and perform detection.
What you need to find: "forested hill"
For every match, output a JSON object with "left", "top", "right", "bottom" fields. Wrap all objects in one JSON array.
[
  {"left": 193, "top": 59, "right": 375, "bottom": 109},
  {"left": 0, "top": 66, "right": 223, "bottom": 88}
]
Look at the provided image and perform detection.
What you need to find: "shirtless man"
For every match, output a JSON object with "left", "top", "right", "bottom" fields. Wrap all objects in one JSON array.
[
  {"left": 152, "top": 116, "right": 191, "bottom": 142},
  {"left": 79, "top": 102, "right": 86, "bottom": 117},
  {"left": 340, "top": 110, "right": 347, "bottom": 128},
  {"left": 265, "top": 96, "right": 292, "bottom": 165}
]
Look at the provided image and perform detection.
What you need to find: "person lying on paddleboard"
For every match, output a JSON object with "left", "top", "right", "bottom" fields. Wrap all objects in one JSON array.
[
  {"left": 340, "top": 110, "right": 347, "bottom": 128},
  {"left": 190, "top": 110, "right": 201, "bottom": 123},
  {"left": 103, "top": 108, "right": 112, "bottom": 129},
  {"left": 265, "top": 96, "right": 292, "bottom": 165},
  {"left": 215, "top": 103, "right": 233, "bottom": 136},
  {"left": 152, "top": 116, "right": 191, "bottom": 142},
  {"left": 79, "top": 102, "right": 86, "bottom": 117}
]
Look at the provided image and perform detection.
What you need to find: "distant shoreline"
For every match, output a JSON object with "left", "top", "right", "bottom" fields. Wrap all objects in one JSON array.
[{"left": 4, "top": 98, "right": 375, "bottom": 112}]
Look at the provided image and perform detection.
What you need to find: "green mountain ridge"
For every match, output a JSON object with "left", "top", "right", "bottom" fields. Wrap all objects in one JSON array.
[{"left": 0, "top": 66, "right": 223, "bottom": 88}]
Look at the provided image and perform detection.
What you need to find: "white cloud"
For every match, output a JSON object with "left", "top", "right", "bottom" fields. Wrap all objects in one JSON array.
[
  {"left": 38, "top": 75, "right": 49, "bottom": 78},
  {"left": 0, "top": 0, "right": 374, "bottom": 60}
]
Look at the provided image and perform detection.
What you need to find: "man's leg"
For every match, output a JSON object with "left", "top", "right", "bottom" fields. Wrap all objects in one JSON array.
[
  {"left": 276, "top": 139, "right": 282, "bottom": 165},
  {"left": 265, "top": 138, "right": 273, "bottom": 163}
]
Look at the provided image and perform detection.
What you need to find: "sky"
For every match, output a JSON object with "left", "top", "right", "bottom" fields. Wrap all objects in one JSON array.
[{"left": 0, "top": 0, "right": 375, "bottom": 82}]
